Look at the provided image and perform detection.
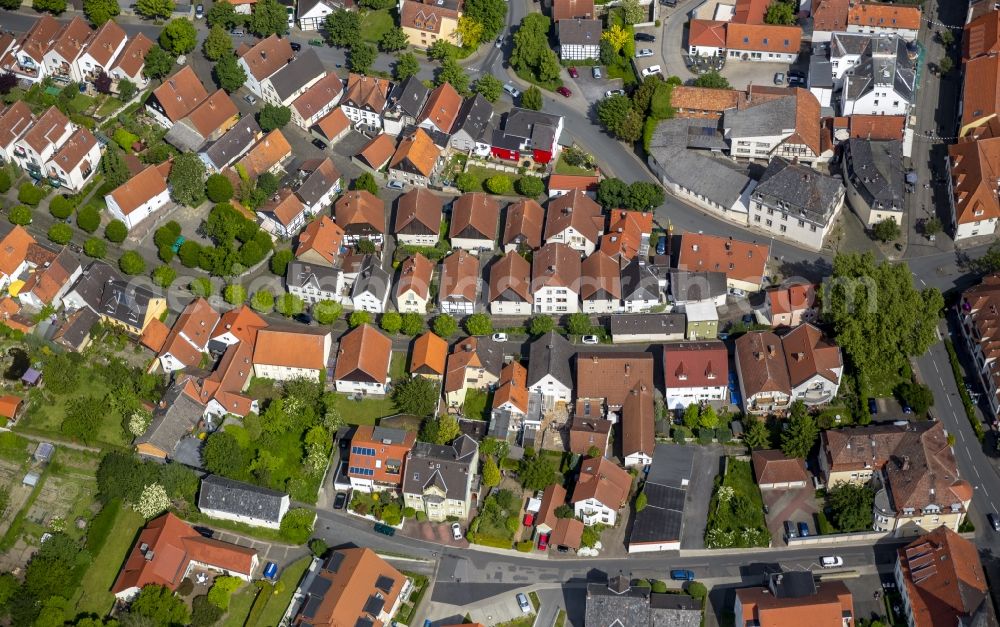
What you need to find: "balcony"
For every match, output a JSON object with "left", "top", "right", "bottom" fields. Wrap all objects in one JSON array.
[{"left": 801, "top": 389, "right": 834, "bottom": 405}]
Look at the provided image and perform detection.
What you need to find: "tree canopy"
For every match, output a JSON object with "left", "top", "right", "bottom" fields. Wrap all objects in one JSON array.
[
  {"left": 249, "top": 0, "right": 289, "bottom": 36},
  {"left": 84, "top": 0, "right": 119, "bottom": 25},
  {"left": 780, "top": 401, "right": 819, "bottom": 459},
  {"left": 827, "top": 481, "right": 875, "bottom": 532},
  {"left": 464, "top": 0, "right": 507, "bottom": 39},
  {"left": 419, "top": 414, "right": 460, "bottom": 444},
  {"left": 692, "top": 70, "right": 730, "bottom": 89},
  {"left": 168, "top": 153, "right": 207, "bottom": 206},
  {"left": 393, "top": 377, "right": 439, "bottom": 416},
  {"left": 159, "top": 18, "right": 198, "bottom": 55},
  {"left": 325, "top": 10, "right": 361, "bottom": 47}
]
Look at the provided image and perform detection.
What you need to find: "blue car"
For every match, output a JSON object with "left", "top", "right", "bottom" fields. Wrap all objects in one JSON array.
[
  {"left": 728, "top": 372, "right": 742, "bottom": 407},
  {"left": 656, "top": 237, "right": 667, "bottom": 255},
  {"left": 798, "top": 521, "right": 809, "bottom": 537},
  {"left": 263, "top": 562, "right": 278, "bottom": 580},
  {"left": 670, "top": 569, "right": 695, "bottom": 581},
  {"left": 867, "top": 398, "right": 878, "bottom": 415}
]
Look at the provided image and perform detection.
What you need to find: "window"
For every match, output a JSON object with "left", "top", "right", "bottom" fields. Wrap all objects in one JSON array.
[
  {"left": 754, "top": 215, "right": 761, "bottom": 222},
  {"left": 798, "top": 220, "right": 805, "bottom": 227},
  {"left": 766, "top": 219, "right": 773, "bottom": 227},
  {"left": 780, "top": 225, "right": 787, "bottom": 233}
]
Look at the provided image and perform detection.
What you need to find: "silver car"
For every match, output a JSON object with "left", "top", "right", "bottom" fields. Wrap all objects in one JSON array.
[
  {"left": 592, "top": 66, "right": 602, "bottom": 79},
  {"left": 635, "top": 49, "right": 654, "bottom": 58},
  {"left": 504, "top": 82, "right": 521, "bottom": 98},
  {"left": 516, "top": 593, "right": 531, "bottom": 614}
]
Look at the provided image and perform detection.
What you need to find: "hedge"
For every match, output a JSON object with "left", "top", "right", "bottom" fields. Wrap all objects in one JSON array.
[
  {"left": 468, "top": 534, "right": 513, "bottom": 549},
  {"left": 944, "top": 339, "right": 985, "bottom": 442}
]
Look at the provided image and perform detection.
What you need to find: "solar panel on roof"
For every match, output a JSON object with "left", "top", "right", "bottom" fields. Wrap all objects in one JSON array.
[
  {"left": 355, "top": 618, "right": 374, "bottom": 627},
  {"left": 302, "top": 595, "right": 323, "bottom": 619},
  {"left": 362, "top": 595, "right": 385, "bottom": 616},
  {"left": 375, "top": 575, "right": 394, "bottom": 593},
  {"left": 307, "top": 576, "right": 332, "bottom": 598},
  {"left": 325, "top": 551, "right": 345, "bottom": 573}
]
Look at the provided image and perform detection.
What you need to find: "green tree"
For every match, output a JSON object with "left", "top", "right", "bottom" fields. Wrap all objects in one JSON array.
[
  {"left": 780, "top": 401, "right": 819, "bottom": 459},
  {"left": 395, "top": 52, "right": 421, "bottom": 81},
  {"left": 143, "top": 44, "right": 174, "bottom": 79},
  {"left": 619, "top": 0, "right": 644, "bottom": 24},
  {"left": 202, "top": 24, "right": 233, "bottom": 61},
  {"left": 765, "top": 1, "right": 796, "bottom": 24},
  {"left": 269, "top": 248, "right": 293, "bottom": 275},
  {"left": 566, "top": 312, "right": 591, "bottom": 336},
  {"left": 939, "top": 56, "right": 953, "bottom": 74},
  {"left": 510, "top": 13, "right": 550, "bottom": 74},
  {"left": 464, "top": 313, "right": 493, "bottom": 336},
  {"left": 33, "top": 0, "right": 67, "bottom": 13},
  {"left": 43, "top": 353, "right": 82, "bottom": 394},
  {"left": 168, "top": 152, "right": 207, "bottom": 207},
  {"left": 206, "top": 0, "right": 239, "bottom": 28},
  {"left": 380, "top": 311, "right": 402, "bottom": 333},
  {"left": 895, "top": 380, "right": 934, "bottom": 413},
  {"left": 348, "top": 310, "right": 372, "bottom": 328},
  {"left": 258, "top": 103, "right": 291, "bottom": 131},
  {"left": 118, "top": 77, "right": 137, "bottom": 101},
  {"left": 482, "top": 457, "right": 501, "bottom": 486},
  {"left": 279, "top": 509, "right": 316, "bottom": 544},
  {"left": 203, "top": 430, "right": 251, "bottom": 480},
  {"left": 353, "top": 172, "right": 379, "bottom": 195},
  {"left": 555, "top": 504, "right": 574, "bottom": 518},
  {"left": 348, "top": 42, "right": 377, "bottom": 74},
  {"left": 136, "top": 0, "right": 173, "bottom": 18},
  {"left": 436, "top": 58, "right": 470, "bottom": 94},
  {"left": 627, "top": 181, "right": 665, "bottom": 210},
  {"left": 380, "top": 26, "right": 409, "bottom": 52},
  {"left": 872, "top": 218, "right": 901, "bottom": 242},
  {"left": 8, "top": 205, "right": 31, "bottom": 226},
  {"left": 99, "top": 145, "right": 129, "bottom": 188},
  {"left": 635, "top": 491, "right": 648, "bottom": 512},
  {"left": 84, "top": 237, "right": 107, "bottom": 259},
  {"left": 519, "top": 453, "right": 557, "bottom": 491},
  {"left": 105, "top": 219, "right": 128, "bottom": 243},
  {"left": 827, "top": 481, "right": 876, "bottom": 532},
  {"left": 84, "top": 0, "right": 119, "bottom": 25},
  {"left": 392, "top": 376, "right": 439, "bottom": 416},
  {"left": 455, "top": 172, "right": 480, "bottom": 193},
  {"left": 521, "top": 86, "right": 543, "bottom": 111},
  {"left": 206, "top": 173, "right": 234, "bottom": 203},
  {"left": 160, "top": 18, "right": 197, "bottom": 55},
  {"left": 214, "top": 53, "right": 247, "bottom": 92},
  {"left": 206, "top": 576, "right": 241, "bottom": 610},
  {"left": 49, "top": 196, "right": 75, "bottom": 220},
  {"left": 475, "top": 74, "right": 503, "bottom": 102},
  {"left": 119, "top": 250, "right": 146, "bottom": 275},
  {"left": 250, "top": 0, "right": 289, "bottom": 36},
  {"left": 692, "top": 70, "right": 730, "bottom": 89},
  {"left": 178, "top": 240, "right": 202, "bottom": 267},
  {"left": 61, "top": 396, "right": 104, "bottom": 442},
  {"left": 486, "top": 174, "right": 512, "bottom": 195},
  {"left": 313, "top": 300, "right": 343, "bottom": 324},
  {"left": 699, "top": 405, "right": 718, "bottom": 429},
  {"left": 516, "top": 175, "right": 544, "bottom": 197},
  {"left": 152, "top": 265, "right": 177, "bottom": 287},
  {"left": 325, "top": 10, "right": 361, "bottom": 46},
  {"left": 401, "top": 312, "right": 424, "bottom": 335},
  {"left": 464, "top": 0, "right": 507, "bottom": 39},
  {"left": 428, "top": 39, "right": 458, "bottom": 61},
  {"left": 597, "top": 94, "right": 633, "bottom": 136},
  {"left": 275, "top": 293, "right": 305, "bottom": 317},
  {"left": 528, "top": 315, "right": 554, "bottom": 336},
  {"left": 191, "top": 595, "right": 224, "bottom": 627},
  {"left": 76, "top": 205, "right": 101, "bottom": 233},
  {"left": 597, "top": 178, "right": 629, "bottom": 209},
  {"left": 743, "top": 417, "right": 771, "bottom": 450},
  {"left": 419, "top": 414, "right": 461, "bottom": 444},
  {"left": 223, "top": 284, "right": 247, "bottom": 305},
  {"left": 190, "top": 277, "right": 213, "bottom": 297},
  {"left": 251, "top": 289, "right": 274, "bottom": 313},
  {"left": 683, "top": 404, "right": 700, "bottom": 430},
  {"left": 433, "top": 314, "right": 458, "bottom": 337},
  {"left": 130, "top": 585, "right": 189, "bottom": 627},
  {"left": 47, "top": 223, "right": 73, "bottom": 245}
]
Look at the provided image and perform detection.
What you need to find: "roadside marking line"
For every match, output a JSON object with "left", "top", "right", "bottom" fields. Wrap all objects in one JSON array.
[
  {"left": 946, "top": 394, "right": 953, "bottom": 407},
  {"left": 959, "top": 430, "right": 965, "bottom": 442},
  {"left": 933, "top": 362, "right": 940, "bottom": 374},
  {"left": 974, "top": 465, "right": 980, "bottom": 478}
]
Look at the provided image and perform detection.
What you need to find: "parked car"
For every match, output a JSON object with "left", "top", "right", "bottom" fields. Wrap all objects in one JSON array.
[
  {"left": 195, "top": 3, "right": 204, "bottom": 17},
  {"left": 798, "top": 521, "right": 810, "bottom": 537},
  {"left": 641, "top": 65, "right": 662, "bottom": 77},
  {"left": 556, "top": 545, "right": 569, "bottom": 553},
  {"left": 568, "top": 66, "right": 579, "bottom": 78},
  {"left": 263, "top": 562, "right": 278, "bottom": 579},
  {"left": 516, "top": 593, "right": 531, "bottom": 613},
  {"left": 244, "top": 94, "right": 258, "bottom": 105},
  {"left": 788, "top": 69, "right": 805, "bottom": 80},
  {"left": 656, "top": 236, "right": 667, "bottom": 255},
  {"left": 592, "top": 66, "right": 602, "bottom": 78},
  {"left": 193, "top": 526, "right": 213, "bottom": 538},
  {"left": 312, "top": 138, "right": 327, "bottom": 150},
  {"left": 868, "top": 397, "right": 878, "bottom": 415},
  {"left": 635, "top": 33, "right": 656, "bottom": 42},
  {"left": 989, "top": 512, "right": 1000, "bottom": 532},
  {"left": 788, "top": 76, "right": 804, "bottom": 87},
  {"left": 230, "top": 28, "right": 245, "bottom": 36},
  {"left": 523, "top": 513, "right": 534, "bottom": 526},
  {"left": 451, "top": 522, "right": 463, "bottom": 540},
  {"left": 605, "top": 89, "right": 626, "bottom": 98},
  {"left": 581, "top": 335, "right": 599, "bottom": 345},
  {"left": 820, "top": 556, "right": 844, "bottom": 568},
  {"left": 537, "top": 532, "right": 550, "bottom": 550},
  {"left": 784, "top": 520, "right": 797, "bottom": 540},
  {"left": 333, "top": 492, "right": 347, "bottom": 509},
  {"left": 492, "top": 332, "right": 509, "bottom": 342},
  {"left": 729, "top": 287, "right": 746, "bottom": 297},
  {"left": 635, "top": 49, "right": 654, "bottom": 58},
  {"left": 387, "top": 179, "right": 405, "bottom": 190},
  {"left": 670, "top": 570, "right": 695, "bottom": 581},
  {"left": 309, "top": 39, "right": 324, "bottom": 46},
  {"left": 774, "top": 72, "right": 785, "bottom": 85},
  {"left": 504, "top": 83, "right": 521, "bottom": 98},
  {"left": 496, "top": 36, "right": 504, "bottom": 48},
  {"left": 374, "top": 523, "right": 396, "bottom": 536},
  {"left": 556, "top": 86, "right": 572, "bottom": 97},
  {"left": 290, "top": 42, "right": 302, "bottom": 51}
]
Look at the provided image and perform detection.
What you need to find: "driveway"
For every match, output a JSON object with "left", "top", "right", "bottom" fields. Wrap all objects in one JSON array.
[
  {"left": 210, "top": 528, "right": 310, "bottom": 571},
  {"left": 680, "top": 446, "right": 722, "bottom": 549},
  {"left": 402, "top": 519, "right": 472, "bottom": 548},
  {"left": 466, "top": 593, "right": 533, "bottom": 626},
  {"left": 570, "top": 68, "right": 622, "bottom": 106},
  {"left": 719, "top": 59, "right": 790, "bottom": 90},
  {"left": 762, "top": 486, "right": 820, "bottom": 545}
]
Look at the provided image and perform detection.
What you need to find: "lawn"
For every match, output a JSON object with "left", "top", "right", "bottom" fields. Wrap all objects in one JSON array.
[
  {"left": 96, "top": 96, "right": 125, "bottom": 118},
  {"left": 390, "top": 352, "right": 407, "bottom": 382},
  {"left": 325, "top": 392, "right": 397, "bottom": 425},
  {"left": 553, "top": 156, "right": 598, "bottom": 177},
  {"left": 462, "top": 388, "right": 492, "bottom": 421},
  {"left": 704, "top": 458, "right": 770, "bottom": 549},
  {"left": 514, "top": 67, "right": 564, "bottom": 92},
  {"left": 221, "top": 583, "right": 260, "bottom": 627},
  {"left": 360, "top": 9, "right": 395, "bottom": 44},
  {"left": 650, "top": 81, "right": 675, "bottom": 119},
  {"left": 462, "top": 165, "right": 539, "bottom": 195},
  {"left": 253, "top": 557, "right": 312, "bottom": 627},
  {"left": 71, "top": 506, "right": 145, "bottom": 618},
  {"left": 18, "top": 370, "right": 127, "bottom": 448}
]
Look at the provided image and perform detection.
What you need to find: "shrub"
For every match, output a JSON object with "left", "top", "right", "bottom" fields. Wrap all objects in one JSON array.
[
  {"left": 206, "top": 575, "right": 241, "bottom": 610},
  {"left": 49, "top": 195, "right": 75, "bottom": 219},
  {"left": 113, "top": 128, "right": 140, "bottom": 151},
  {"left": 486, "top": 174, "right": 512, "bottom": 195},
  {"left": 650, "top": 580, "right": 667, "bottom": 593},
  {"left": 177, "top": 578, "right": 195, "bottom": 596},
  {"left": 83, "top": 237, "right": 106, "bottom": 258},
  {"left": 516, "top": 175, "right": 544, "bottom": 197},
  {"left": 279, "top": 508, "right": 316, "bottom": 544},
  {"left": 178, "top": 240, "right": 202, "bottom": 268},
  {"left": 76, "top": 205, "right": 101, "bottom": 233},
  {"left": 516, "top": 540, "right": 533, "bottom": 552},
  {"left": 47, "top": 223, "right": 73, "bottom": 245},
  {"left": 205, "top": 173, "right": 234, "bottom": 203},
  {"left": 17, "top": 183, "right": 46, "bottom": 206},
  {"left": 309, "top": 538, "right": 328, "bottom": 557},
  {"left": 191, "top": 595, "right": 224, "bottom": 627},
  {"left": 152, "top": 265, "right": 177, "bottom": 288},
  {"left": 698, "top": 428, "right": 714, "bottom": 445},
  {"left": 118, "top": 250, "right": 146, "bottom": 275},
  {"left": 8, "top": 205, "right": 31, "bottom": 226},
  {"left": 270, "top": 249, "right": 293, "bottom": 276},
  {"left": 0, "top": 170, "right": 10, "bottom": 193},
  {"left": 686, "top": 581, "right": 707, "bottom": 600},
  {"left": 105, "top": 219, "right": 128, "bottom": 242},
  {"left": 190, "top": 277, "right": 213, "bottom": 297}
]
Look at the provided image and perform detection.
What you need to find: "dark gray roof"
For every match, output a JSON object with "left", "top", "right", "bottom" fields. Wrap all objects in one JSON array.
[
  {"left": 53, "top": 307, "right": 99, "bottom": 350},
  {"left": 198, "top": 474, "right": 288, "bottom": 523},
  {"left": 453, "top": 94, "right": 494, "bottom": 142},
  {"left": 558, "top": 18, "right": 601, "bottom": 46},
  {"left": 669, "top": 270, "right": 726, "bottom": 302},
  {"left": 649, "top": 119, "right": 753, "bottom": 209},
  {"left": 768, "top": 570, "right": 817, "bottom": 598},
  {"left": 646, "top": 443, "right": 694, "bottom": 488},
  {"left": 830, "top": 31, "right": 870, "bottom": 57},
  {"left": 165, "top": 121, "right": 206, "bottom": 152},
  {"left": 268, "top": 49, "right": 326, "bottom": 103},
  {"left": 495, "top": 108, "right": 560, "bottom": 151},
  {"left": 723, "top": 96, "right": 797, "bottom": 139},
  {"left": 586, "top": 582, "right": 651, "bottom": 627},
  {"left": 295, "top": 158, "right": 341, "bottom": 207},
  {"left": 67, "top": 260, "right": 124, "bottom": 313},
  {"left": 402, "top": 435, "right": 478, "bottom": 501},
  {"left": 840, "top": 34, "right": 915, "bottom": 103},
  {"left": 488, "top": 408, "right": 513, "bottom": 439},
  {"left": 649, "top": 594, "right": 702, "bottom": 627},
  {"left": 287, "top": 261, "right": 342, "bottom": 291},
  {"left": 753, "top": 157, "right": 844, "bottom": 227},
  {"left": 135, "top": 379, "right": 205, "bottom": 456},
  {"left": 808, "top": 56, "right": 834, "bottom": 88},
  {"left": 370, "top": 425, "right": 410, "bottom": 444},
  {"left": 350, "top": 255, "right": 390, "bottom": 301},
  {"left": 388, "top": 76, "right": 430, "bottom": 119},
  {"left": 527, "top": 331, "right": 574, "bottom": 389},
  {"left": 609, "top": 313, "right": 685, "bottom": 337},
  {"left": 100, "top": 280, "right": 158, "bottom": 329},
  {"left": 629, "top": 444, "right": 694, "bottom": 548},
  {"left": 621, "top": 259, "right": 661, "bottom": 301},
  {"left": 202, "top": 115, "right": 262, "bottom": 170},
  {"left": 843, "top": 139, "right": 904, "bottom": 213}
]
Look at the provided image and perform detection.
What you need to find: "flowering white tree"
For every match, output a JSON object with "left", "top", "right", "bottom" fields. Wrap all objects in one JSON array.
[
  {"left": 135, "top": 483, "right": 170, "bottom": 519},
  {"left": 128, "top": 410, "right": 152, "bottom": 437}
]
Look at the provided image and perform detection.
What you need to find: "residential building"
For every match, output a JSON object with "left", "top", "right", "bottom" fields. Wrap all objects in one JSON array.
[
  {"left": 734, "top": 571, "right": 854, "bottom": 627},
  {"left": 334, "top": 324, "right": 392, "bottom": 396},
  {"left": 341, "top": 73, "right": 392, "bottom": 129},
  {"left": 199, "top": 116, "right": 262, "bottom": 173},
  {"left": 685, "top": 300, "right": 719, "bottom": 339},
  {"left": 766, "top": 283, "right": 816, "bottom": 327},
  {"left": 286, "top": 261, "right": 345, "bottom": 305},
  {"left": 849, "top": 114, "right": 907, "bottom": 141},
  {"left": 198, "top": 475, "right": 290, "bottom": 529},
  {"left": 336, "top": 189, "right": 385, "bottom": 246},
  {"left": 670, "top": 86, "right": 742, "bottom": 120},
  {"left": 688, "top": 19, "right": 729, "bottom": 57},
  {"left": 558, "top": 19, "right": 601, "bottom": 61},
  {"left": 0, "top": 225, "right": 36, "bottom": 291},
  {"left": 76, "top": 20, "right": 127, "bottom": 84},
  {"left": 100, "top": 281, "right": 167, "bottom": 336},
  {"left": 964, "top": 5, "right": 1000, "bottom": 61},
  {"left": 544, "top": 189, "right": 604, "bottom": 255},
  {"left": 895, "top": 527, "right": 992, "bottom": 627},
  {"left": 145, "top": 66, "right": 209, "bottom": 129},
  {"left": 548, "top": 173, "right": 599, "bottom": 198},
  {"left": 749, "top": 157, "right": 845, "bottom": 250},
  {"left": 492, "top": 361, "right": 529, "bottom": 428},
  {"left": 238, "top": 35, "right": 295, "bottom": 98},
  {"left": 600, "top": 210, "right": 653, "bottom": 263},
  {"left": 572, "top": 456, "right": 632, "bottom": 526},
  {"left": 609, "top": 314, "right": 685, "bottom": 343},
  {"left": 347, "top": 425, "right": 416, "bottom": 491},
  {"left": 62, "top": 260, "right": 121, "bottom": 312},
  {"left": 552, "top": 0, "right": 593, "bottom": 20},
  {"left": 752, "top": 449, "right": 810, "bottom": 489},
  {"left": 783, "top": 322, "right": 843, "bottom": 404},
  {"left": 568, "top": 415, "right": 612, "bottom": 457},
  {"left": 531, "top": 242, "right": 582, "bottom": 314},
  {"left": 621, "top": 384, "right": 654, "bottom": 468},
  {"left": 960, "top": 53, "right": 1000, "bottom": 137},
  {"left": 669, "top": 270, "right": 727, "bottom": 310},
  {"left": 260, "top": 49, "right": 325, "bottom": 107},
  {"left": 621, "top": 259, "right": 662, "bottom": 313},
  {"left": 724, "top": 23, "right": 802, "bottom": 63},
  {"left": 108, "top": 33, "right": 153, "bottom": 89},
  {"left": 403, "top": 435, "right": 479, "bottom": 521},
  {"left": 291, "top": 72, "right": 343, "bottom": 130},
  {"left": 293, "top": 548, "right": 409, "bottom": 627},
  {"left": 627, "top": 443, "right": 695, "bottom": 553},
  {"left": 163, "top": 88, "right": 241, "bottom": 153},
  {"left": 394, "top": 187, "right": 443, "bottom": 246},
  {"left": 0, "top": 102, "right": 34, "bottom": 165},
  {"left": 489, "top": 252, "right": 533, "bottom": 316},
  {"left": 399, "top": 0, "right": 462, "bottom": 49},
  {"left": 810, "top": 0, "right": 850, "bottom": 42},
  {"left": 576, "top": 351, "right": 654, "bottom": 414},
  {"left": 948, "top": 117, "right": 1000, "bottom": 240},
  {"left": 258, "top": 188, "right": 308, "bottom": 238},
  {"left": 5, "top": 16, "right": 62, "bottom": 83},
  {"left": 847, "top": 2, "right": 921, "bottom": 40},
  {"left": 450, "top": 192, "right": 499, "bottom": 252},
  {"left": 42, "top": 16, "right": 92, "bottom": 83},
  {"left": 295, "top": 215, "right": 344, "bottom": 268},
  {"left": 396, "top": 254, "right": 434, "bottom": 313},
  {"left": 384, "top": 77, "right": 430, "bottom": 136},
  {"left": 502, "top": 199, "right": 544, "bottom": 253},
  {"left": 112, "top": 513, "right": 258, "bottom": 600},
  {"left": 418, "top": 82, "right": 462, "bottom": 134},
  {"left": 294, "top": 157, "right": 342, "bottom": 215},
  {"left": 157, "top": 298, "right": 220, "bottom": 373},
  {"left": 17, "top": 246, "right": 81, "bottom": 311},
  {"left": 232, "top": 129, "right": 292, "bottom": 179},
  {"left": 491, "top": 108, "right": 563, "bottom": 164},
  {"left": 53, "top": 307, "right": 99, "bottom": 352},
  {"left": 132, "top": 378, "right": 205, "bottom": 461},
  {"left": 723, "top": 89, "right": 824, "bottom": 164},
  {"left": 297, "top": 0, "right": 341, "bottom": 30},
  {"left": 450, "top": 94, "right": 494, "bottom": 155},
  {"left": 439, "top": 250, "right": 479, "bottom": 315},
  {"left": 818, "top": 422, "right": 973, "bottom": 536},
  {"left": 351, "top": 255, "right": 391, "bottom": 313},
  {"left": 677, "top": 232, "right": 769, "bottom": 293},
  {"left": 581, "top": 252, "right": 622, "bottom": 313},
  {"left": 527, "top": 331, "right": 574, "bottom": 405},
  {"left": 830, "top": 32, "right": 916, "bottom": 116},
  {"left": 252, "top": 328, "right": 332, "bottom": 382},
  {"left": 735, "top": 331, "right": 792, "bottom": 414},
  {"left": 662, "top": 341, "right": 728, "bottom": 410},
  {"left": 842, "top": 138, "right": 904, "bottom": 226},
  {"left": 12, "top": 107, "right": 73, "bottom": 182},
  {"left": 356, "top": 133, "right": 395, "bottom": 171},
  {"left": 444, "top": 337, "right": 503, "bottom": 407},
  {"left": 959, "top": 274, "right": 1000, "bottom": 416},
  {"left": 46, "top": 126, "right": 101, "bottom": 192},
  {"left": 389, "top": 127, "right": 441, "bottom": 187},
  {"left": 410, "top": 331, "right": 447, "bottom": 380},
  {"left": 587, "top": 576, "right": 702, "bottom": 626},
  {"left": 311, "top": 107, "right": 352, "bottom": 146}
]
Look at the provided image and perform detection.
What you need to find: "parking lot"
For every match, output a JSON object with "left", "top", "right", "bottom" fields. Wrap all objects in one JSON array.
[
  {"left": 465, "top": 593, "right": 534, "bottom": 626},
  {"left": 762, "top": 486, "right": 821, "bottom": 546},
  {"left": 568, "top": 66, "right": 624, "bottom": 105}
]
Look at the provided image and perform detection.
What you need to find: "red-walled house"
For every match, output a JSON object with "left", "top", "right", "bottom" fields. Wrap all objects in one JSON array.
[{"left": 490, "top": 107, "right": 564, "bottom": 164}]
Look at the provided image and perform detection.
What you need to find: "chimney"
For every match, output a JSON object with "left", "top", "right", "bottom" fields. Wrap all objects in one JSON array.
[
  {"left": 767, "top": 344, "right": 775, "bottom": 357},
  {"left": 902, "top": 455, "right": 910, "bottom": 471}
]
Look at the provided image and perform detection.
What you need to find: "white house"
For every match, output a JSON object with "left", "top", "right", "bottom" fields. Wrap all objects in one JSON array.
[
  {"left": 104, "top": 162, "right": 170, "bottom": 230},
  {"left": 531, "top": 243, "right": 581, "bottom": 315},
  {"left": 252, "top": 329, "right": 332, "bottom": 382},
  {"left": 558, "top": 19, "right": 601, "bottom": 61},
  {"left": 450, "top": 192, "right": 499, "bottom": 253},
  {"left": 18, "top": 249, "right": 82, "bottom": 311},
  {"left": 198, "top": 475, "right": 290, "bottom": 529},
  {"left": 572, "top": 457, "right": 631, "bottom": 526},
  {"left": 662, "top": 341, "right": 729, "bottom": 411},
  {"left": 333, "top": 324, "right": 392, "bottom": 396},
  {"left": 845, "top": 3, "right": 921, "bottom": 42},
  {"left": 621, "top": 259, "right": 662, "bottom": 313},
  {"left": 293, "top": 157, "right": 342, "bottom": 215},
  {"left": 489, "top": 251, "right": 532, "bottom": 316},
  {"left": 749, "top": 157, "right": 845, "bottom": 252},
  {"left": 350, "top": 255, "right": 391, "bottom": 313},
  {"left": 291, "top": 72, "right": 343, "bottom": 131},
  {"left": 543, "top": 190, "right": 603, "bottom": 256},
  {"left": 108, "top": 33, "right": 154, "bottom": 90},
  {"left": 258, "top": 188, "right": 308, "bottom": 238},
  {"left": 46, "top": 127, "right": 102, "bottom": 192},
  {"left": 298, "top": 0, "right": 340, "bottom": 30},
  {"left": 621, "top": 384, "right": 654, "bottom": 469},
  {"left": 438, "top": 250, "right": 478, "bottom": 315},
  {"left": 260, "top": 49, "right": 326, "bottom": 107},
  {"left": 7, "top": 15, "right": 62, "bottom": 84},
  {"left": 402, "top": 436, "right": 479, "bottom": 522},
  {"left": 724, "top": 23, "right": 802, "bottom": 64},
  {"left": 395, "top": 254, "right": 433, "bottom": 314},
  {"left": 157, "top": 298, "right": 220, "bottom": 373},
  {"left": 237, "top": 35, "right": 295, "bottom": 100},
  {"left": 75, "top": 20, "right": 127, "bottom": 85},
  {"left": 783, "top": 323, "right": 843, "bottom": 405},
  {"left": 580, "top": 252, "right": 622, "bottom": 314},
  {"left": 287, "top": 261, "right": 345, "bottom": 305},
  {"left": 42, "top": 17, "right": 92, "bottom": 83},
  {"left": 830, "top": 33, "right": 915, "bottom": 117},
  {"left": 526, "top": 331, "right": 574, "bottom": 406},
  {"left": 0, "top": 103, "right": 35, "bottom": 166},
  {"left": 12, "top": 107, "right": 73, "bottom": 179},
  {"left": 341, "top": 74, "right": 392, "bottom": 129}
]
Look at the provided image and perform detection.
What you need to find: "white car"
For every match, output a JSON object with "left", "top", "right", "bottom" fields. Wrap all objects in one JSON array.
[
  {"left": 581, "top": 335, "right": 599, "bottom": 345},
  {"left": 592, "top": 66, "right": 602, "bottom": 78},
  {"left": 504, "top": 82, "right": 521, "bottom": 98},
  {"left": 605, "top": 89, "right": 626, "bottom": 98},
  {"left": 635, "top": 49, "right": 654, "bottom": 58},
  {"left": 492, "top": 332, "right": 509, "bottom": 342},
  {"left": 728, "top": 287, "right": 746, "bottom": 297},
  {"left": 820, "top": 556, "right": 844, "bottom": 568},
  {"left": 641, "top": 65, "right": 662, "bottom": 77},
  {"left": 516, "top": 593, "right": 531, "bottom": 614},
  {"left": 495, "top": 36, "right": 503, "bottom": 48},
  {"left": 451, "top": 523, "right": 463, "bottom": 541}
]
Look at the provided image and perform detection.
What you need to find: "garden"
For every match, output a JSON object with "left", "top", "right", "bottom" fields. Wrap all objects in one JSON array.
[
  {"left": 704, "top": 458, "right": 771, "bottom": 548},
  {"left": 349, "top": 490, "right": 405, "bottom": 526},
  {"left": 467, "top": 488, "right": 523, "bottom": 548}
]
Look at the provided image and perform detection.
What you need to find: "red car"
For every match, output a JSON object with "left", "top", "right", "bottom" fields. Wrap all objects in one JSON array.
[
  {"left": 537, "top": 532, "right": 550, "bottom": 550},
  {"left": 568, "top": 66, "right": 579, "bottom": 78},
  {"left": 556, "top": 86, "right": 572, "bottom": 98},
  {"left": 523, "top": 513, "right": 535, "bottom": 526}
]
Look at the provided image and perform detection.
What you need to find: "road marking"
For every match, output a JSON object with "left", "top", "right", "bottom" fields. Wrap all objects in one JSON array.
[
  {"left": 959, "top": 430, "right": 965, "bottom": 443},
  {"left": 946, "top": 394, "right": 953, "bottom": 408},
  {"left": 933, "top": 362, "right": 940, "bottom": 374},
  {"left": 974, "top": 465, "right": 980, "bottom": 478}
]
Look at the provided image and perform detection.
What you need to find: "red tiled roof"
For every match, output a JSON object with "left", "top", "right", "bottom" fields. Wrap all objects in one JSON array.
[
  {"left": 109, "top": 162, "right": 168, "bottom": 216},
  {"left": 897, "top": 527, "right": 989, "bottom": 627},
  {"left": 152, "top": 66, "right": 209, "bottom": 123},
  {"left": 547, "top": 174, "right": 599, "bottom": 193},
  {"left": 334, "top": 324, "right": 391, "bottom": 384},
  {"left": 677, "top": 232, "right": 768, "bottom": 287},
  {"left": 847, "top": 2, "right": 921, "bottom": 31},
  {"left": 949, "top": 118, "right": 1000, "bottom": 226},
  {"left": 253, "top": 328, "right": 329, "bottom": 370},
  {"left": 848, "top": 114, "right": 906, "bottom": 140},
  {"left": 296, "top": 215, "right": 345, "bottom": 265},
  {"left": 726, "top": 23, "right": 802, "bottom": 54},
  {"left": 111, "top": 32, "right": 153, "bottom": 78},
  {"left": 662, "top": 341, "right": 728, "bottom": 390},
  {"left": 238, "top": 34, "right": 294, "bottom": 80},
  {"left": 752, "top": 449, "right": 809, "bottom": 485},
  {"left": 572, "top": 456, "right": 632, "bottom": 509},
  {"left": 733, "top": 0, "right": 769, "bottom": 24},
  {"left": 689, "top": 19, "right": 727, "bottom": 48}
]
